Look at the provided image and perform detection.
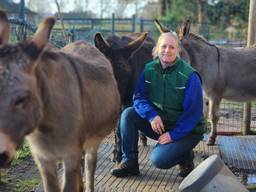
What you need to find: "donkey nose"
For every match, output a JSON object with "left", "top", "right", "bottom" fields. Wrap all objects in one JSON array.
[
  {"left": 0, "top": 151, "right": 10, "bottom": 168},
  {"left": 0, "top": 131, "right": 15, "bottom": 168}
]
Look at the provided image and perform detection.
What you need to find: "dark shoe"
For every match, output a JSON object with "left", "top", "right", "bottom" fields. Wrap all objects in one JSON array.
[
  {"left": 111, "top": 161, "right": 140, "bottom": 177},
  {"left": 178, "top": 162, "right": 194, "bottom": 177},
  {"left": 178, "top": 151, "right": 195, "bottom": 177}
]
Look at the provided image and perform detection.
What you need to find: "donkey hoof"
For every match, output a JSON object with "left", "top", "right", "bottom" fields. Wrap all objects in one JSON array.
[{"left": 207, "top": 137, "right": 216, "bottom": 145}]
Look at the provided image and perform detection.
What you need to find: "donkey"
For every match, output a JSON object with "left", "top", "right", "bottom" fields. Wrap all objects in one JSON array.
[
  {"left": 0, "top": 11, "right": 120, "bottom": 192},
  {"left": 155, "top": 19, "right": 256, "bottom": 145},
  {"left": 94, "top": 32, "right": 155, "bottom": 162}
]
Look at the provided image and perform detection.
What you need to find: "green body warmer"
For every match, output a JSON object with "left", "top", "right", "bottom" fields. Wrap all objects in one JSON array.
[{"left": 144, "top": 59, "right": 205, "bottom": 138}]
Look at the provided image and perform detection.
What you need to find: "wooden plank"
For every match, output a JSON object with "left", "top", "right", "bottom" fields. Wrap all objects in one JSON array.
[
  {"left": 36, "top": 138, "right": 221, "bottom": 192},
  {"left": 95, "top": 144, "right": 115, "bottom": 188},
  {"left": 123, "top": 145, "right": 151, "bottom": 190}
]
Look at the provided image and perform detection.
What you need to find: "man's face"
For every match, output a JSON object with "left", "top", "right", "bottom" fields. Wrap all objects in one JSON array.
[{"left": 158, "top": 35, "right": 179, "bottom": 65}]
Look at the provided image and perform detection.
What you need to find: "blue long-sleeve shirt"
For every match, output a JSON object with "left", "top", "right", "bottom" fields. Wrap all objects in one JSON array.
[{"left": 133, "top": 71, "right": 203, "bottom": 141}]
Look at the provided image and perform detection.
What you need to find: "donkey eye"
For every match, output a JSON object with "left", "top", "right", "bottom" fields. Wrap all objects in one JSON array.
[{"left": 15, "top": 95, "right": 29, "bottom": 109}]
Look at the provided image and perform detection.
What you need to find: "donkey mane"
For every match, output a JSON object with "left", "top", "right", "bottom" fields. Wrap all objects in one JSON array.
[
  {"left": 0, "top": 44, "right": 19, "bottom": 57},
  {"left": 186, "top": 32, "right": 221, "bottom": 77},
  {"left": 188, "top": 33, "right": 216, "bottom": 48}
]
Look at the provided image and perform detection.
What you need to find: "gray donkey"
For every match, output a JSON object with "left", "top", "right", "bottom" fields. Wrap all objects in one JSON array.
[
  {"left": 0, "top": 11, "right": 120, "bottom": 192},
  {"left": 155, "top": 19, "right": 256, "bottom": 145}
]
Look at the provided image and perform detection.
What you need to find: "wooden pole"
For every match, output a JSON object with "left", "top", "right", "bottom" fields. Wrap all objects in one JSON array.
[
  {"left": 243, "top": 0, "right": 256, "bottom": 135},
  {"left": 112, "top": 13, "right": 115, "bottom": 34},
  {"left": 54, "top": 0, "right": 68, "bottom": 43},
  {"left": 198, "top": 0, "right": 208, "bottom": 38},
  {"left": 19, "top": 0, "right": 25, "bottom": 21}
]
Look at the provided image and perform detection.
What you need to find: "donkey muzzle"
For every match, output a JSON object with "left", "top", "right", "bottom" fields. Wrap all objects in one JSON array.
[{"left": 0, "top": 131, "right": 16, "bottom": 168}]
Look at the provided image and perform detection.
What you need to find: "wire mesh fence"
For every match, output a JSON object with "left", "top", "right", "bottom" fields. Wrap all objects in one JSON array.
[
  {"left": 7, "top": 16, "right": 256, "bottom": 136},
  {"left": 203, "top": 100, "right": 256, "bottom": 135}
]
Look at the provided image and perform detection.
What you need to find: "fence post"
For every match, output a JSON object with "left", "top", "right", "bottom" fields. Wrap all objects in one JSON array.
[
  {"left": 243, "top": 0, "right": 256, "bottom": 135},
  {"left": 132, "top": 14, "right": 136, "bottom": 32},
  {"left": 18, "top": 0, "right": 26, "bottom": 41},
  {"left": 91, "top": 19, "right": 94, "bottom": 30},
  {"left": 112, "top": 13, "right": 115, "bottom": 34},
  {"left": 19, "top": 0, "right": 25, "bottom": 21},
  {"left": 70, "top": 29, "right": 75, "bottom": 42},
  {"left": 140, "top": 18, "right": 144, "bottom": 32}
]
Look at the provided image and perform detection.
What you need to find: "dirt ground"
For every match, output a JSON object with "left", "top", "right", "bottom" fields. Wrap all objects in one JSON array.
[{"left": 0, "top": 156, "right": 40, "bottom": 192}]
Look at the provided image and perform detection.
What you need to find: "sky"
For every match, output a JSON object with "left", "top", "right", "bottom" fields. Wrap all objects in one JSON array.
[{"left": 12, "top": 0, "right": 148, "bottom": 18}]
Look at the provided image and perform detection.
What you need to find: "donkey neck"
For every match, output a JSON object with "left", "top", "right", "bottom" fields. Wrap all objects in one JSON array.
[
  {"left": 182, "top": 34, "right": 221, "bottom": 93},
  {"left": 183, "top": 34, "right": 220, "bottom": 71}
]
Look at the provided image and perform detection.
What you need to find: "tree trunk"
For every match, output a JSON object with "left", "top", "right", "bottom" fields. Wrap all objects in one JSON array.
[
  {"left": 160, "top": 0, "right": 171, "bottom": 17},
  {"left": 54, "top": 0, "right": 68, "bottom": 43},
  {"left": 198, "top": 0, "right": 208, "bottom": 38}
]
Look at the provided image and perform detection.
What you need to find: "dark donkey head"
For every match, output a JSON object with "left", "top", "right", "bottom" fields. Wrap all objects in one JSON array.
[
  {"left": 94, "top": 32, "right": 154, "bottom": 107},
  {"left": 0, "top": 11, "right": 55, "bottom": 167}
]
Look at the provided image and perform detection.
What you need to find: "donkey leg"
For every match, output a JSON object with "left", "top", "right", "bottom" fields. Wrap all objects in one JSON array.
[
  {"left": 207, "top": 98, "right": 221, "bottom": 145},
  {"left": 33, "top": 155, "right": 60, "bottom": 192},
  {"left": 203, "top": 96, "right": 209, "bottom": 119},
  {"left": 113, "top": 126, "right": 122, "bottom": 163},
  {"left": 139, "top": 132, "right": 147, "bottom": 147},
  {"left": 62, "top": 154, "right": 82, "bottom": 192},
  {"left": 83, "top": 146, "right": 99, "bottom": 192}
]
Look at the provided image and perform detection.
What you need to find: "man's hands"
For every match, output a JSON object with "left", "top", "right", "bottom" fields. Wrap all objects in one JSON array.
[
  {"left": 150, "top": 115, "right": 165, "bottom": 135},
  {"left": 150, "top": 115, "right": 172, "bottom": 144}
]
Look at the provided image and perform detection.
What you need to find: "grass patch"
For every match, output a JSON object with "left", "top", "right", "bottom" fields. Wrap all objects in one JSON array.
[
  {"left": 15, "top": 178, "right": 40, "bottom": 192},
  {"left": 11, "top": 141, "right": 31, "bottom": 166},
  {"left": 0, "top": 170, "right": 11, "bottom": 183},
  {"left": 247, "top": 184, "right": 256, "bottom": 192}
]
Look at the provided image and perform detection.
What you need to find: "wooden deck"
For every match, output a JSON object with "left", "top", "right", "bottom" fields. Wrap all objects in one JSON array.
[
  {"left": 93, "top": 134, "right": 219, "bottom": 192},
  {"left": 35, "top": 132, "right": 256, "bottom": 191},
  {"left": 34, "top": 133, "right": 256, "bottom": 192}
]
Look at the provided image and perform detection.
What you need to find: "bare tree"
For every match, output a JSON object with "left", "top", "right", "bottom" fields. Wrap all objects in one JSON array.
[
  {"left": 73, "top": 0, "right": 85, "bottom": 11},
  {"left": 26, "top": 0, "right": 53, "bottom": 14},
  {"left": 160, "top": 0, "right": 171, "bottom": 16},
  {"left": 54, "top": 0, "right": 68, "bottom": 42},
  {"left": 115, "top": 0, "right": 151, "bottom": 17},
  {"left": 197, "top": 0, "right": 208, "bottom": 37},
  {"left": 98, "top": 0, "right": 115, "bottom": 18},
  {"left": 115, "top": 0, "right": 130, "bottom": 17}
]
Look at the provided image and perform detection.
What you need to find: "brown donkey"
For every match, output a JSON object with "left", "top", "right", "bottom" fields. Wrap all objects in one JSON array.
[{"left": 0, "top": 11, "right": 120, "bottom": 192}]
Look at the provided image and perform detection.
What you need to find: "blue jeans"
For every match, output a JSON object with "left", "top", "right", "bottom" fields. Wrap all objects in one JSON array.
[{"left": 120, "top": 107, "right": 201, "bottom": 169}]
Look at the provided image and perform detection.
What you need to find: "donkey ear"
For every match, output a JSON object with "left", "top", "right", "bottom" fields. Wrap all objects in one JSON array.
[
  {"left": 123, "top": 32, "right": 148, "bottom": 58},
  {"left": 0, "top": 11, "right": 10, "bottom": 45},
  {"left": 154, "top": 19, "right": 170, "bottom": 34},
  {"left": 24, "top": 17, "right": 55, "bottom": 61},
  {"left": 183, "top": 19, "right": 191, "bottom": 37},
  {"left": 176, "top": 26, "right": 183, "bottom": 40},
  {"left": 94, "top": 33, "right": 110, "bottom": 55},
  {"left": 32, "top": 17, "right": 55, "bottom": 52}
]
